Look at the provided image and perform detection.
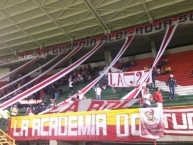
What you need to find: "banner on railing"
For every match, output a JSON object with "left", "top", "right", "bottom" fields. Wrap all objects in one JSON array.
[
  {"left": 140, "top": 108, "right": 164, "bottom": 139},
  {"left": 163, "top": 107, "right": 193, "bottom": 136},
  {"left": 10, "top": 109, "right": 149, "bottom": 142},
  {"left": 9, "top": 106, "right": 193, "bottom": 141},
  {"left": 108, "top": 70, "right": 152, "bottom": 87}
]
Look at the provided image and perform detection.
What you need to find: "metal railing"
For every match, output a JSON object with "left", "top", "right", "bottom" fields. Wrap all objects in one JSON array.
[{"left": 0, "top": 129, "right": 15, "bottom": 145}]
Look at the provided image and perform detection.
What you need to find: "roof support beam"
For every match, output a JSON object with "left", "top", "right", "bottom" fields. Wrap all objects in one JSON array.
[
  {"left": 0, "top": 41, "right": 14, "bottom": 52},
  {"left": 84, "top": 0, "right": 110, "bottom": 34},
  {"left": 141, "top": 0, "right": 153, "bottom": 23},
  {"left": 32, "top": 0, "right": 73, "bottom": 41},
  {"left": 0, "top": 11, "right": 41, "bottom": 49}
]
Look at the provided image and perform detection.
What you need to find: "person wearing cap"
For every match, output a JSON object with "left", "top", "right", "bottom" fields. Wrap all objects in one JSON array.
[
  {"left": 154, "top": 87, "right": 163, "bottom": 108},
  {"left": 166, "top": 74, "right": 177, "bottom": 100},
  {"left": 142, "top": 88, "right": 153, "bottom": 108}
]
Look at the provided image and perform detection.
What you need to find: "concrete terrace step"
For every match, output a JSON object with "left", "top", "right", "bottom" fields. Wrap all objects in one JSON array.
[{"left": 156, "top": 80, "right": 193, "bottom": 96}]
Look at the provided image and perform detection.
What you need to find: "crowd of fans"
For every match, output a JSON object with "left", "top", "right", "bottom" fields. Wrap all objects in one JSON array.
[
  {"left": 113, "top": 59, "right": 135, "bottom": 72},
  {"left": 0, "top": 63, "right": 106, "bottom": 116}
]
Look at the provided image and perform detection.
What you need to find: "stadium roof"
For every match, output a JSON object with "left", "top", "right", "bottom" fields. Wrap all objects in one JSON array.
[{"left": 0, "top": 0, "right": 193, "bottom": 57}]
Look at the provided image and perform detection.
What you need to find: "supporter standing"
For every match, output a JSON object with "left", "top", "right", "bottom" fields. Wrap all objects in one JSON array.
[
  {"left": 95, "top": 84, "right": 102, "bottom": 100},
  {"left": 10, "top": 104, "right": 18, "bottom": 116},
  {"left": 68, "top": 75, "right": 74, "bottom": 93},
  {"left": 154, "top": 87, "right": 163, "bottom": 108},
  {"left": 0, "top": 108, "right": 3, "bottom": 129},
  {"left": 166, "top": 74, "right": 177, "bottom": 100},
  {"left": 54, "top": 87, "right": 60, "bottom": 100},
  {"left": 40, "top": 103, "right": 46, "bottom": 112},
  {"left": 1, "top": 109, "right": 10, "bottom": 132},
  {"left": 26, "top": 105, "right": 35, "bottom": 116}
]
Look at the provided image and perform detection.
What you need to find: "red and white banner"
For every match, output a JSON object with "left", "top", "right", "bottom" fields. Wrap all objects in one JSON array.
[
  {"left": 152, "top": 24, "right": 178, "bottom": 68},
  {"left": 121, "top": 24, "right": 178, "bottom": 101},
  {"left": 0, "top": 57, "right": 40, "bottom": 82},
  {"left": 9, "top": 109, "right": 150, "bottom": 142},
  {"left": 108, "top": 70, "right": 152, "bottom": 88},
  {"left": 9, "top": 106, "right": 193, "bottom": 142},
  {"left": 17, "top": 12, "right": 193, "bottom": 58},
  {"left": 19, "top": 99, "right": 42, "bottom": 105},
  {"left": 140, "top": 108, "right": 164, "bottom": 139},
  {"left": 42, "top": 99, "right": 139, "bottom": 114},
  {"left": 0, "top": 48, "right": 68, "bottom": 91},
  {"left": 0, "top": 43, "right": 103, "bottom": 109},
  {"left": 41, "top": 36, "right": 135, "bottom": 114},
  {"left": 0, "top": 47, "right": 81, "bottom": 102},
  {"left": 163, "top": 106, "right": 193, "bottom": 136}
]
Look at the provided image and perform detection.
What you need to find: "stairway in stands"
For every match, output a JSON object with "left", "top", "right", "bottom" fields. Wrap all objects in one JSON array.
[
  {"left": 157, "top": 50, "right": 193, "bottom": 86},
  {"left": 128, "top": 50, "right": 193, "bottom": 87},
  {"left": 155, "top": 50, "right": 193, "bottom": 96},
  {"left": 0, "top": 129, "right": 15, "bottom": 145},
  {"left": 126, "top": 50, "right": 193, "bottom": 96}
]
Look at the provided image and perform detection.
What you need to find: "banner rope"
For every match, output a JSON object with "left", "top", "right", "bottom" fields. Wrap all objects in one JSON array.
[
  {"left": 0, "top": 47, "right": 82, "bottom": 102},
  {"left": 0, "top": 43, "right": 103, "bottom": 109},
  {"left": 40, "top": 35, "right": 135, "bottom": 114},
  {"left": 0, "top": 57, "right": 41, "bottom": 81},
  {"left": 0, "top": 49, "right": 68, "bottom": 91},
  {"left": 121, "top": 24, "right": 178, "bottom": 101}
]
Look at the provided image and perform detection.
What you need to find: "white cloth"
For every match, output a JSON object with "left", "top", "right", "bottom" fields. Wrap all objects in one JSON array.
[
  {"left": 157, "top": 102, "right": 163, "bottom": 108},
  {"left": 143, "top": 93, "right": 152, "bottom": 106},
  {"left": 69, "top": 81, "right": 73, "bottom": 87},
  {"left": 95, "top": 87, "right": 102, "bottom": 96},
  {"left": 78, "top": 93, "right": 84, "bottom": 100}
]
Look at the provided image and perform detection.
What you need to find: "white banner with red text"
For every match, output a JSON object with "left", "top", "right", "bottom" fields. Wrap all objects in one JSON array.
[
  {"left": 17, "top": 12, "right": 193, "bottom": 58},
  {"left": 108, "top": 70, "right": 152, "bottom": 88}
]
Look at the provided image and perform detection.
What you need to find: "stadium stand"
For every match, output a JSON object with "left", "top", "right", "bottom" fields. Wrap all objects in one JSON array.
[
  {"left": 157, "top": 50, "right": 193, "bottom": 86},
  {"left": 0, "top": 1, "right": 193, "bottom": 144},
  {"left": 5, "top": 47, "right": 193, "bottom": 117}
]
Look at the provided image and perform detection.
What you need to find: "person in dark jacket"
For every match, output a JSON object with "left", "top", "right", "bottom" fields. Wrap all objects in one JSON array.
[{"left": 166, "top": 74, "right": 177, "bottom": 100}]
